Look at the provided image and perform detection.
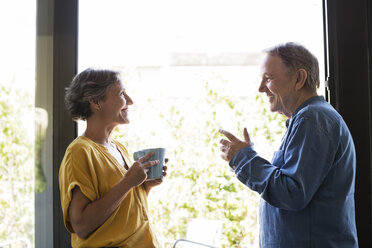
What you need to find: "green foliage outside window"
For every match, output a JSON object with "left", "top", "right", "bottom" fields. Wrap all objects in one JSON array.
[
  {"left": 0, "top": 70, "right": 286, "bottom": 248},
  {"left": 115, "top": 72, "right": 286, "bottom": 247},
  {"left": 0, "top": 80, "right": 34, "bottom": 245}
]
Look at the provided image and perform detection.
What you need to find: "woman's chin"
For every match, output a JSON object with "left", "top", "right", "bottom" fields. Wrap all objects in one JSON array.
[{"left": 121, "top": 118, "right": 130, "bottom": 124}]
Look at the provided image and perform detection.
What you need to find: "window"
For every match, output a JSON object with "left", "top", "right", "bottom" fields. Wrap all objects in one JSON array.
[
  {"left": 0, "top": 1, "right": 36, "bottom": 247},
  {"left": 78, "top": 0, "right": 324, "bottom": 246}
]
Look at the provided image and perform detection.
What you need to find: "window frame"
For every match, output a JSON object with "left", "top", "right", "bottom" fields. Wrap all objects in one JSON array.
[
  {"left": 324, "top": 0, "right": 372, "bottom": 246},
  {"left": 35, "top": 0, "right": 372, "bottom": 247}
]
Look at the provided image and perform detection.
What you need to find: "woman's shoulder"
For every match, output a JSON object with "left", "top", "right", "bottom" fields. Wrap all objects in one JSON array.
[
  {"left": 66, "top": 136, "right": 96, "bottom": 154},
  {"left": 61, "top": 136, "right": 98, "bottom": 170}
]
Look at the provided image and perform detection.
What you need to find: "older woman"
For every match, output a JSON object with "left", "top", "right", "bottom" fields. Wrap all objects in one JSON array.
[{"left": 59, "top": 68, "right": 166, "bottom": 248}]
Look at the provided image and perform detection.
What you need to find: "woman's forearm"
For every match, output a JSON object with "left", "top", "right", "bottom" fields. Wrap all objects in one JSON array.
[{"left": 70, "top": 178, "right": 133, "bottom": 239}]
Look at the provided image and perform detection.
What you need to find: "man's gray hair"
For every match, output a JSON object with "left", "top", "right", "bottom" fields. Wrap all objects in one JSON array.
[{"left": 265, "top": 42, "right": 320, "bottom": 92}]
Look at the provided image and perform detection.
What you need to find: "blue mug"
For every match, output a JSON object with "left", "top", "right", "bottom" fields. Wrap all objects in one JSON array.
[{"left": 133, "top": 148, "right": 166, "bottom": 180}]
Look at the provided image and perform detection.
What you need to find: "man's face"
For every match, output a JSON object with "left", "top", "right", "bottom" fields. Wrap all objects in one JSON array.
[{"left": 259, "top": 54, "right": 297, "bottom": 117}]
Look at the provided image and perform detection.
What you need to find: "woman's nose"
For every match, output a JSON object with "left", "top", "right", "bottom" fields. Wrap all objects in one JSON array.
[{"left": 126, "top": 94, "right": 134, "bottom": 105}]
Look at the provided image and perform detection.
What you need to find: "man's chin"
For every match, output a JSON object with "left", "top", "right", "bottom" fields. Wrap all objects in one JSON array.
[{"left": 269, "top": 105, "right": 277, "bottom": 113}]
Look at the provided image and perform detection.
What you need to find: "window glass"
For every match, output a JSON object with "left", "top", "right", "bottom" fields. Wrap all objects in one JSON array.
[
  {"left": 0, "top": 1, "right": 36, "bottom": 247},
  {"left": 79, "top": 1, "right": 324, "bottom": 246}
]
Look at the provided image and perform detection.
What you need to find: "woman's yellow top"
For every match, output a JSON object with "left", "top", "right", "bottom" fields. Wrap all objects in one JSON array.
[{"left": 59, "top": 136, "right": 160, "bottom": 248}]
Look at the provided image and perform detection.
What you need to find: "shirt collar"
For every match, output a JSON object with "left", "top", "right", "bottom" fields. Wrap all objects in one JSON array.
[
  {"left": 292, "top": 95, "right": 325, "bottom": 117},
  {"left": 286, "top": 95, "right": 325, "bottom": 128}
]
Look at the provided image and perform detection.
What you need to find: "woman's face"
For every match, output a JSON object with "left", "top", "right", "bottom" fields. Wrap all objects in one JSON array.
[{"left": 98, "top": 81, "right": 134, "bottom": 125}]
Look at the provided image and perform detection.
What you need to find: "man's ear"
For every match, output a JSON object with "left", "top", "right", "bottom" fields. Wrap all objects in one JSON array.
[{"left": 295, "top": 69, "right": 307, "bottom": 91}]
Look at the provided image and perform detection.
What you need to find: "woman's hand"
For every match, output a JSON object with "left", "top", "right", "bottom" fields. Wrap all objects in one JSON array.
[
  {"left": 124, "top": 152, "right": 159, "bottom": 188},
  {"left": 143, "top": 158, "right": 168, "bottom": 194}
]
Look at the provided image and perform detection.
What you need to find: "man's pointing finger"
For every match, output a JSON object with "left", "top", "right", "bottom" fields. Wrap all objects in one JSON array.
[{"left": 219, "top": 129, "right": 238, "bottom": 142}]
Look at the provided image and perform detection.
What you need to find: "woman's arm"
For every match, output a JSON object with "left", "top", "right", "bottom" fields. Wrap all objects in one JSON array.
[
  {"left": 68, "top": 154, "right": 159, "bottom": 239},
  {"left": 69, "top": 177, "right": 132, "bottom": 239}
]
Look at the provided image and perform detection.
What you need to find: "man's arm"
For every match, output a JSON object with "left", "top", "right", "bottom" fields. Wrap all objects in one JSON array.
[{"left": 220, "top": 120, "right": 334, "bottom": 211}]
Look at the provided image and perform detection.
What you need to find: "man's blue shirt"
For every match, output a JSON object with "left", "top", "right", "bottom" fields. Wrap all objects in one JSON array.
[{"left": 230, "top": 96, "right": 358, "bottom": 247}]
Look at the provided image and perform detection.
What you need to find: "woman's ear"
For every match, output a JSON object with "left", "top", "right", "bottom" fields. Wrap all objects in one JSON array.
[
  {"left": 295, "top": 69, "right": 308, "bottom": 91},
  {"left": 89, "top": 99, "right": 101, "bottom": 111}
]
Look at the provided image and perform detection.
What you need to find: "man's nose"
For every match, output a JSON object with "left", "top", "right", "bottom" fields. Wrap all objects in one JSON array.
[{"left": 258, "top": 80, "right": 266, "bottom": 93}]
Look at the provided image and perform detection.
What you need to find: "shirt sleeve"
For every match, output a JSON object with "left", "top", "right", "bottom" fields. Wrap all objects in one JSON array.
[
  {"left": 230, "top": 117, "right": 335, "bottom": 211},
  {"left": 59, "top": 144, "right": 98, "bottom": 232}
]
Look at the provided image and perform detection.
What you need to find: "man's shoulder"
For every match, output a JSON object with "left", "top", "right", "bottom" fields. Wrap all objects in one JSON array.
[
  {"left": 293, "top": 99, "right": 346, "bottom": 136},
  {"left": 296, "top": 99, "right": 340, "bottom": 121}
]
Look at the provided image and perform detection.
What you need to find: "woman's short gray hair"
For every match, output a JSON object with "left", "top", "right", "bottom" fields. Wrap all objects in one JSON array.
[
  {"left": 65, "top": 68, "right": 122, "bottom": 121},
  {"left": 265, "top": 42, "right": 320, "bottom": 92}
]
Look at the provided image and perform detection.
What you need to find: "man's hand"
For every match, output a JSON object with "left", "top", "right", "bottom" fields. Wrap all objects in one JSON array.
[{"left": 219, "top": 128, "right": 252, "bottom": 162}]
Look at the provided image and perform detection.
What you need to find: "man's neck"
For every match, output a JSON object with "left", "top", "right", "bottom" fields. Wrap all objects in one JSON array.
[{"left": 288, "top": 91, "right": 318, "bottom": 118}]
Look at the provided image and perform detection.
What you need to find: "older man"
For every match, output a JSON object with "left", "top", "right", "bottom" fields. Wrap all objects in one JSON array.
[{"left": 219, "top": 42, "right": 358, "bottom": 247}]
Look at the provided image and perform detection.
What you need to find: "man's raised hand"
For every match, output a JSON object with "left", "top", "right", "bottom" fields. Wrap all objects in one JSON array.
[{"left": 219, "top": 127, "right": 252, "bottom": 162}]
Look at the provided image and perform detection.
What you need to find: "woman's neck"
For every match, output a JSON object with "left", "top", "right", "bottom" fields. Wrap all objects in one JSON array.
[{"left": 83, "top": 119, "right": 116, "bottom": 145}]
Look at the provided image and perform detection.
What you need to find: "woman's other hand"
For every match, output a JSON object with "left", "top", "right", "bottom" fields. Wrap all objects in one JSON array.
[{"left": 143, "top": 158, "right": 168, "bottom": 194}]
